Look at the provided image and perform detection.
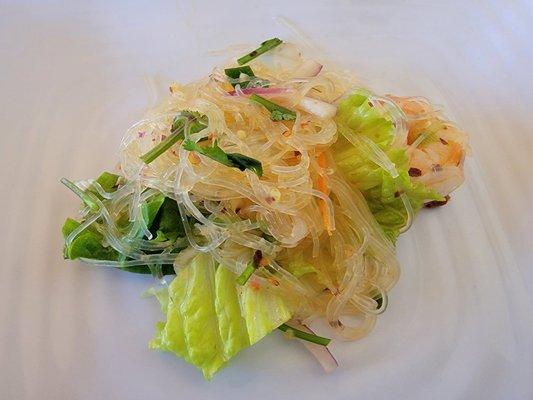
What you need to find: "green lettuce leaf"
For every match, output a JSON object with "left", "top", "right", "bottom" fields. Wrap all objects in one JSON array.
[
  {"left": 85, "top": 171, "right": 120, "bottom": 200},
  {"left": 94, "top": 171, "right": 120, "bottom": 192},
  {"left": 333, "top": 90, "right": 442, "bottom": 241},
  {"left": 150, "top": 253, "right": 291, "bottom": 379},
  {"left": 62, "top": 181, "right": 186, "bottom": 275},
  {"left": 149, "top": 197, "right": 186, "bottom": 242},
  {"left": 62, "top": 218, "right": 119, "bottom": 261}
]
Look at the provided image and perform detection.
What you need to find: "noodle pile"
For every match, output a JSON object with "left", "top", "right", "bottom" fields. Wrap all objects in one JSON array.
[
  {"left": 63, "top": 40, "right": 467, "bottom": 353},
  {"left": 115, "top": 43, "right": 399, "bottom": 340}
]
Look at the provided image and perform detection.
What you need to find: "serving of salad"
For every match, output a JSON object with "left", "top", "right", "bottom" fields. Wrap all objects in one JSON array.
[{"left": 61, "top": 38, "right": 468, "bottom": 379}]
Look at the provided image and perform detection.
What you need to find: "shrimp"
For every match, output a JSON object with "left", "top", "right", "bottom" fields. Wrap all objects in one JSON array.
[{"left": 388, "top": 95, "right": 469, "bottom": 199}]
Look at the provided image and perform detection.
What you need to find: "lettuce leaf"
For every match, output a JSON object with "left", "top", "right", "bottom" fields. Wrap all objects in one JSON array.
[
  {"left": 62, "top": 218, "right": 119, "bottom": 261},
  {"left": 333, "top": 91, "right": 442, "bottom": 241},
  {"left": 149, "top": 196, "right": 186, "bottom": 242},
  {"left": 150, "top": 253, "right": 291, "bottom": 379},
  {"left": 61, "top": 177, "right": 187, "bottom": 275}
]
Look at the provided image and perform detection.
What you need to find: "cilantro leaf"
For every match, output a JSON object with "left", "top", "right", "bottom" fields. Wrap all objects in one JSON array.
[{"left": 183, "top": 140, "right": 263, "bottom": 177}]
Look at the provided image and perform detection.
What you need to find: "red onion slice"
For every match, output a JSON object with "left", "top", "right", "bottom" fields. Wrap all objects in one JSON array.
[{"left": 299, "top": 323, "right": 338, "bottom": 373}]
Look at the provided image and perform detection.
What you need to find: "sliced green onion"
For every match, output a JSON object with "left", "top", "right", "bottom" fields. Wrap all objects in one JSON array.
[
  {"left": 236, "top": 250, "right": 264, "bottom": 285},
  {"left": 61, "top": 178, "right": 100, "bottom": 211},
  {"left": 250, "top": 94, "right": 296, "bottom": 121},
  {"left": 278, "top": 324, "right": 331, "bottom": 346},
  {"left": 237, "top": 38, "right": 283, "bottom": 65},
  {"left": 225, "top": 66, "right": 269, "bottom": 89},
  {"left": 140, "top": 112, "right": 207, "bottom": 164},
  {"left": 236, "top": 262, "right": 256, "bottom": 286},
  {"left": 224, "top": 66, "right": 255, "bottom": 80}
]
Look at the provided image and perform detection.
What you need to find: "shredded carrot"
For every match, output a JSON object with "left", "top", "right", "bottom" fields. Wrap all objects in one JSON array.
[
  {"left": 316, "top": 152, "right": 333, "bottom": 235},
  {"left": 188, "top": 152, "right": 200, "bottom": 165}
]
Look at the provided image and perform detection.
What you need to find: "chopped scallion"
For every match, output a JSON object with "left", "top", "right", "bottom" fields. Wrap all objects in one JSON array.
[
  {"left": 278, "top": 323, "right": 331, "bottom": 346},
  {"left": 140, "top": 111, "right": 207, "bottom": 164},
  {"left": 237, "top": 38, "right": 283, "bottom": 65},
  {"left": 224, "top": 66, "right": 255, "bottom": 80},
  {"left": 250, "top": 94, "right": 296, "bottom": 121},
  {"left": 236, "top": 262, "right": 256, "bottom": 286}
]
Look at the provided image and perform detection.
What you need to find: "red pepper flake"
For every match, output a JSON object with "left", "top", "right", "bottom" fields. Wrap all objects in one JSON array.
[
  {"left": 424, "top": 195, "right": 450, "bottom": 208},
  {"left": 439, "top": 137, "right": 448, "bottom": 145},
  {"left": 161, "top": 134, "right": 167, "bottom": 141},
  {"left": 249, "top": 279, "right": 261, "bottom": 291},
  {"left": 138, "top": 131, "right": 146, "bottom": 138},
  {"left": 268, "top": 277, "right": 280, "bottom": 286},
  {"left": 329, "top": 320, "right": 342, "bottom": 329},
  {"left": 253, "top": 250, "right": 263, "bottom": 267},
  {"left": 408, "top": 167, "right": 422, "bottom": 177},
  {"left": 394, "top": 190, "right": 401, "bottom": 198}
]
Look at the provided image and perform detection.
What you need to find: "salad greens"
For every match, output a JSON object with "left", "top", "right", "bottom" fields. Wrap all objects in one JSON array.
[
  {"left": 150, "top": 253, "right": 291, "bottom": 380},
  {"left": 61, "top": 173, "right": 187, "bottom": 275},
  {"left": 60, "top": 36, "right": 466, "bottom": 380},
  {"left": 333, "top": 90, "right": 443, "bottom": 241},
  {"left": 91, "top": 171, "right": 120, "bottom": 193},
  {"left": 62, "top": 218, "right": 119, "bottom": 261}
]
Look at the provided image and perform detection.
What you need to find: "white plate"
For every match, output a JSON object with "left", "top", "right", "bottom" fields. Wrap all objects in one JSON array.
[{"left": 1, "top": 1, "right": 532, "bottom": 399}]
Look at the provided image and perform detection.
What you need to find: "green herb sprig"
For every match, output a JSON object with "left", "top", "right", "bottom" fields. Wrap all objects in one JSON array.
[
  {"left": 140, "top": 111, "right": 208, "bottom": 164},
  {"left": 236, "top": 249, "right": 263, "bottom": 285},
  {"left": 250, "top": 94, "right": 296, "bottom": 121},
  {"left": 183, "top": 140, "right": 263, "bottom": 177}
]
